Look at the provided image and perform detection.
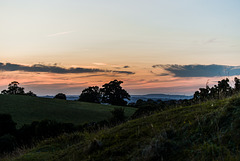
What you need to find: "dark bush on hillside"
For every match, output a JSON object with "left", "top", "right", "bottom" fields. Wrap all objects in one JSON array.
[
  {"left": 97, "top": 120, "right": 110, "bottom": 129},
  {"left": 131, "top": 99, "right": 165, "bottom": 119},
  {"left": 0, "top": 134, "right": 17, "bottom": 153},
  {"left": 0, "top": 114, "right": 111, "bottom": 154},
  {"left": 17, "top": 123, "right": 37, "bottom": 145},
  {"left": 0, "top": 114, "right": 16, "bottom": 136},
  {"left": 25, "top": 91, "right": 37, "bottom": 97},
  {"left": 109, "top": 107, "right": 126, "bottom": 124},
  {"left": 81, "top": 120, "right": 110, "bottom": 132},
  {"left": 131, "top": 105, "right": 160, "bottom": 119},
  {"left": 16, "top": 120, "right": 76, "bottom": 147},
  {"left": 54, "top": 93, "right": 67, "bottom": 100},
  {"left": 34, "top": 120, "right": 75, "bottom": 138},
  {"left": 135, "top": 99, "right": 160, "bottom": 108},
  {"left": 142, "top": 139, "right": 178, "bottom": 161}
]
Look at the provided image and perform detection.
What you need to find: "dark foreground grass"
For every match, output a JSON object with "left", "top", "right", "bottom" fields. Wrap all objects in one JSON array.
[
  {"left": 0, "top": 95, "right": 136, "bottom": 128},
  {"left": 5, "top": 94, "right": 240, "bottom": 161}
]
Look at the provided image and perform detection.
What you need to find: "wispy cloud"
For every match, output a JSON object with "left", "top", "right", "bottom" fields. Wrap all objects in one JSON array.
[
  {"left": 204, "top": 38, "right": 218, "bottom": 44},
  {"left": 0, "top": 62, "right": 135, "bottom": 75},
  {"left": 47, "top": 31, "right": 74, "bottom": 37},
  {"left": 152, "top": 64, "right": 240, "bottom": 77},
  {"left": 93, "top": 63, "right": 107, "bottom": 66}
]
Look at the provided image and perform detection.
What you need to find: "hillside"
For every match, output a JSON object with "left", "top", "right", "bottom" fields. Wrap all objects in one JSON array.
[
  {"left": 9, "top": 94, "right": 240, "bottom": 161},
  {"left": 0, "top": 95, "right": 136, "bottom": 128}
]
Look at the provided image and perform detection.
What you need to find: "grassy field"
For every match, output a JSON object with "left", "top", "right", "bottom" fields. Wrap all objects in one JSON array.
[
  {"left": 0, "top": 95, "right": 136, "bottom": 128},
  {"left": 8, "top": 94, "right": 240, "bottom": 161}
]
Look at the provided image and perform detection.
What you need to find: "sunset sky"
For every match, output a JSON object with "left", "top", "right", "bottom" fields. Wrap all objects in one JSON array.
[{"left": 1, "top": 0, "right": 240, "bottom": 95}]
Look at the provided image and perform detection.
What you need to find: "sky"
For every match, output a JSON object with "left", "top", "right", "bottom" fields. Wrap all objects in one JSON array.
[{"left": 0, "top": 0, "right": 240, "bottom": 95}]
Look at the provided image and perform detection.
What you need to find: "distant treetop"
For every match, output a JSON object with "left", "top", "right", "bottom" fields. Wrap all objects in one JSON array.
[
  {"left": 1, "top": 81, "right": 36, "bottom": 96},
  {"left": 54, "top": 93, "right": 67, "bottom": 100}
]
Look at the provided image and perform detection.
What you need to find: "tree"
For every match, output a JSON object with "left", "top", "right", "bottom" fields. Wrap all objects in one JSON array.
[
  {"left": 209, "top": 85, "right": 219, "bottom": 99},
  {"left": 1, "top": 81, "right": 25, "bottom": 95},
  {"left": 193, "top": 91, "right": 200, "bottom": 103},
  {"left": 79, "top": 86, "right": 101, "bottom": 103},
  {"left": 1, "top": 90, "right": 7, "bottom": 95},
  {"left": 54, "top": 93, "right": 66, "bottom": 100},
  {"left": 218, "top": 78, "right": 232, "bottom": 98},
  {"left": 234, "top": 77, "right": 240, "bottom": 93},
  {"left": 101, "top": 80, "right": 130, "bottom": 106},
  {"left": 199, "top": 87, "right": 210, "bottom": 101},
  {"left": 25, "top": 91, "right": 37, "bottom": 97}
]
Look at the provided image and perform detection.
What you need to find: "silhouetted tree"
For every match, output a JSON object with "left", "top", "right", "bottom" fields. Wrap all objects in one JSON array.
[
  {"left": 209, "top": 85, "right": 219, "bottom": 99},
  {"left": 193, "top": 91, "right": 200, "bottom": 103},
  {"left": 192, "top": 78, "right": 235, "bottom": 103},
  {"left": 1, "top": 90, "right": 7, "bottom": 95},
  {"left": 234, "top": 77, "right": 240, "bottom": 93},
  {"left": 1, "top": 81, "right": 25, "bottom": 95},
  {"left": 79, "top": 86, "right": 101, "bottom": 103},
  {"left": 101, "top": 80, "right": 130, "bottom": 106},
  {"left": 199, "top": 87, "right": 210, "bottom": 101},
  {"left": 135, "top": 99, "right": 145, "bottom": 107},
  {"left": 54, "top": 93, "right": 66, "bottom": 100},
  {"left": 218, "top": 78, "right": 232, "bottom": 98},
  {"left": 25, "top": 91, "right": 37, "bottom": 97}
]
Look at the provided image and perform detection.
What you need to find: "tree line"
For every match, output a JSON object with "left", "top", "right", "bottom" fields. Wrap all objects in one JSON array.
[
  {"left": 2, "top": 78, "right": 240, "bottom": 106},
  {"left": 1, "top": 80, "right": 130, "bottom": 106},
  {"left": 128, "top": 77, "right": 240, "bottom": 118},
  {"left": 192, "top": 77, "right": 240, "bottom": 103},
  {"left": 52, "top": 80, "right": 131, "bottom": 106}
]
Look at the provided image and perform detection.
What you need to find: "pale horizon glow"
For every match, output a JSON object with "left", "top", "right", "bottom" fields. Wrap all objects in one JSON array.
[{"left": 0, "top": 0, "right": 240, "bottom": 95}]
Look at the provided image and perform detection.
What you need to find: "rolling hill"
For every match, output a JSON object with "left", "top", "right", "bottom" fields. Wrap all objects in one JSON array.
[
  {"left": 0, "top": 95, "right": 136, "bottom": 128},
  {"left": 8, "top": 94, "right": 240, "bottom": 161}
]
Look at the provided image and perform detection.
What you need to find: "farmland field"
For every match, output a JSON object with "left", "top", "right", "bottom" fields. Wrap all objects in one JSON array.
[{"left": 0, "top": 95, "right": 136, "bottom": 128}]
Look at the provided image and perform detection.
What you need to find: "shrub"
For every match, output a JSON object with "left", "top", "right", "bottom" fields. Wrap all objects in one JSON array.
[
  {"left": 0, "top": 134, "right": 17, "bottom": 153},
  {"left": 54, "top": 93, "right": 67, "bottom": 100},
  {"left": 109, "top": 107, "right": 126, "bottom": 124},
  {"left": 0, "top": 114, "right": 16, "bottom": 136}
]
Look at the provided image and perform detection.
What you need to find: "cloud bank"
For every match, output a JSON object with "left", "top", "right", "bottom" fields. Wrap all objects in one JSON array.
[
  {"left": 152, "top": 64, "right": 240, "bottom": 77},
  {"left": 0, "top": 62, "right": 134, "bottom": 75}
]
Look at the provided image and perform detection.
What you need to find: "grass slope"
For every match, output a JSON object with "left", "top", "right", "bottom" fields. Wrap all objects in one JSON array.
[
  {"left": 0, "top": 95, "right": 136, "bottom": 128},
  {"left": 7, "top": 95, "right": 240, "bottom": 161}
]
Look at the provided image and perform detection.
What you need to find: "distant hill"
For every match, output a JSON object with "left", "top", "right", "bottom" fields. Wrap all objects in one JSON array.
[
  {"left": 39, "top": 95, "right": 79, "bottom": 101},
  {"left": 40, "top": 94, "right": 193, "bottom": 102},
  {"left": 0, "top": 95, "right": 136, "bottom": 128},
  {"left": 129, "top": 94, "right": 193, "bottom": 103},
  {"left": 11, "top": 94, "right": 240, "bottom": 161}
]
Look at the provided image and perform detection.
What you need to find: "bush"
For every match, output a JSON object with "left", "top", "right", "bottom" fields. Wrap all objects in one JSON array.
[
  {"left": 54, "top": 93, "right": 67, "bottom": 100},
  {"left": 0, "top": 114, "right": 16, "bottom": 136},
  {"left": 0, "top": 134, "right": 17, "bottom": 153},
  {"left": 109, "top": 107, "right": 126, "bottom": 124}
]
